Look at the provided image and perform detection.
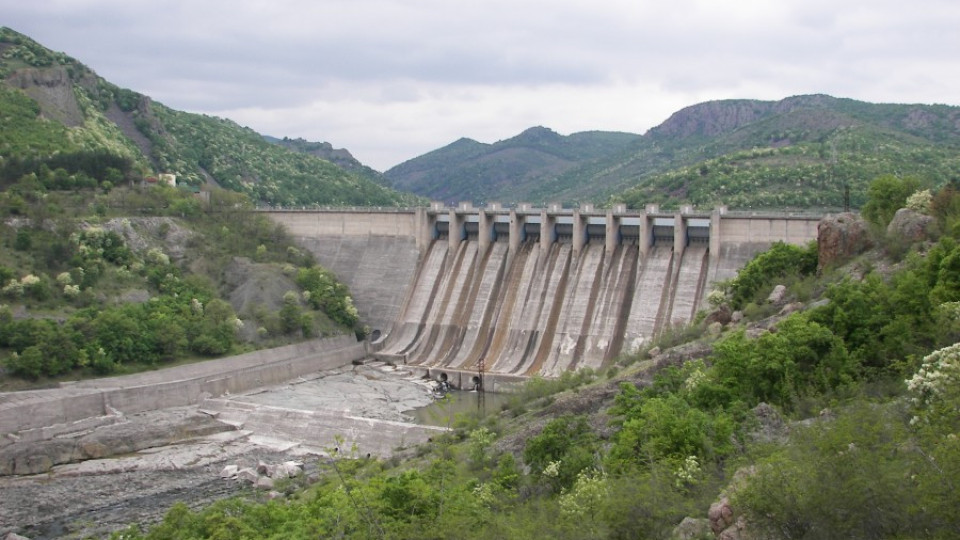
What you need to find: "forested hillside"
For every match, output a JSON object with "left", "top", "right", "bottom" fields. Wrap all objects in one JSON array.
[
  {"left": 0, "top": 27, "right": 419, "bottom": 208},
  {"left": 107, "top": 176, "right": 960, "bottom": 539},
  {"left": 388, "top": 95, "right": 960, "bottom": 209},
  {"left": 0, "top": 183, "right": 364, "bottom": 386},
  {"left": 384, "top": 127, "right": 641, "bottom": 204}
]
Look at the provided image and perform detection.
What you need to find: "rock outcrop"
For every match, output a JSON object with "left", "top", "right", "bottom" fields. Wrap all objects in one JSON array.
[
  {"left": 0, "top": 410, "right": 233, "bottom": 476},
  {"left": 817, "top": 212, "right": 873, "bottom": 271},
  {"left": 887, "top": 208, "right": 935, "bottom": 243}
]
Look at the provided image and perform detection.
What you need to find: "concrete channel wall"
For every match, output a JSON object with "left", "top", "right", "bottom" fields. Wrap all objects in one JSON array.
[{"left": 0, "top": 335, "right": 365, "bottom": 437}]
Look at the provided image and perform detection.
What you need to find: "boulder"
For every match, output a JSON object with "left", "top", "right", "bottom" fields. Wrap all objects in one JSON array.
[
  {"left": 817, "top": 212, "right": 872, "bottom": 271},
  {"left": 887, "top": 208, "right": 935, "bottom": 243},
  {"left": 220, "top": 464, "right": 239, "bottom": 479},
  {"left": 256, "top": 476, "right": 275, "bottom": 490},
  {"left": 236, "top": 467, "right": 259, "bottom": 484},
  {"left": 705, "top": 304, "right": 732, "bottom": 326},
  {"left": 767, "top": 285, "right": 787, "bottom": 305},
  {"left": 708, "top": 496, "right": 736, "bottom": 534},
  {"left": 671, "top": 516, "right": 712, "bottom": 540},
  {"left": 778, "top": 302, "right": 804, "bottom": 316},
  {"left": 280, "top": 460, "right": 303, "bottom": 478},
  {"left": 718, "top": 518, "right": 747, "bottom": 540}
]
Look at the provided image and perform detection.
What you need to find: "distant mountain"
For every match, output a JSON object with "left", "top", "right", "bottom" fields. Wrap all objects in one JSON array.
[
  {"left": 387, "top": 95, "right": 960, "bottom": 209},
  {"left": 609, "top": 95, "right": 960, "bottom": 209},
  {"left": 384, "top": 127, "right": 641, "bottom": 204},
  {"left": 0, "top": 27, "right": 418, "bottom": 207}
]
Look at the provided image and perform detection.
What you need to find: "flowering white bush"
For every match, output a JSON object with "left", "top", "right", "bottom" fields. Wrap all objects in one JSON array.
[
  {"left": 20, "top": 274, "right": 40, "bottom": 287},
  {"left": 707, "top": 289, "right": 726, "bottom": 307},
  {"left": 190, "top": 298, "right": 204, "bottom": 315},
  {"left": 906, "top": 189, "right": 933, "bottom": 214},
  {"left": 683, "top": 360, "right": 708, "bottom": 392},
  {"left": 543, "top": 460, "right": 561, "bottom": 479},
  {"left": 63, "top": 284, "right": 80, "bottom": 297},
  {"left": 56, "top": 272, "right": 72, "bottom": 285},
  {"left": 674, "top": 455, "right": 702, "bottom": 487},
  {"left": 343, "top": 296, "right": 359, "bottom": 320},
  {"left": 146, "top": 248, "right": 170, "bottom": 266},
  {"left": 472, "top": 482, "right": 499, "bottom": 508},
  {"left": 906, "top": 341, "right": 960, "bottom": 425},
  {"left": 2, "top": 279, "right": 23, "bottom": 297},
  {"left": 558, "top": 470, "right": 608, "bottom": 519}
]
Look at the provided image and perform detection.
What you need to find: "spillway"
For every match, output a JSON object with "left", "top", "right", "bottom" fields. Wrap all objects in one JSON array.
[{"left": 377, "top": 238, "right": 720, "bottom": 378}]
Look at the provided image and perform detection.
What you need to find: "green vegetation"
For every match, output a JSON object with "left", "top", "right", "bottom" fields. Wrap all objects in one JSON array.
[
  {"left": 0, "top": 27, "right": 419, "bottom": 209},
  {"left": 726, "top": 240, "right": 818, "bottom": 309},
  {"left": 141, "top": 104, "right": 419, "bottom": 206},
  {"left": 384, "top": 128, "right": 641, "bottom": 205},
  {"left": 107, "top": 178, "right": 960, "bottom": 539},
  {"left": 0, "top": 184, "right": 362, "bottom": 384},
  {"left": 384, "top": 95, "right": 960, "bottom": 209},
  {"left": 613, "top": 127, "right": 960, "bottom": 210}
]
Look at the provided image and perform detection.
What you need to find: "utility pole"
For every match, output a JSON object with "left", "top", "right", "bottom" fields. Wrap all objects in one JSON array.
[{"left": 477, "top": 356, "right": 486, "bottom": 415}]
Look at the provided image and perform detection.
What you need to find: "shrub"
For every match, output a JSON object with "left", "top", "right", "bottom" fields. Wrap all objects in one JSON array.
[
  {"left": 728, "top": 241, "right": 817, "bottom": 309},
  {"left": 861, "top": 174, "right": 923, "bottom": 228},
  {"left": 710, "top": 314, "right": 856, "bottom": 412},
  {"left": 524, "top": 415, "right": 600, "bottom": 489}
]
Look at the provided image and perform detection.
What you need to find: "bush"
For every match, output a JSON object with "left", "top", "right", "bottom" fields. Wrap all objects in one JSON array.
[
  {"left": 608, "top": 389, "right": 735, "bottom": 470},
  {"left": 728, "top": 241, "right": 817, "bottom": 309},
  {"left": 524, "top": 415, "right": 600, "bottom": 489},
  {"left": 710, "top": 314, "right": 856, "bottom": 412},
  {"left": 860, "top": 174, "right": 923, "bottom": 228},
  {"left": 734, "top": 402, "right": 927, "bottom": 539}
]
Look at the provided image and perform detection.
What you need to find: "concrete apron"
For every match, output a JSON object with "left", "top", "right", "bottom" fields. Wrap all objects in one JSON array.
[{"left": 0, "top": 338, "right": 449, "bottom": 477}]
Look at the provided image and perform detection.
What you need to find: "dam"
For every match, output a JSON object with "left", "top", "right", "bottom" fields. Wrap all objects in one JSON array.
[{"left": 266, "top": 203, "right": 822, "bottom": 380}]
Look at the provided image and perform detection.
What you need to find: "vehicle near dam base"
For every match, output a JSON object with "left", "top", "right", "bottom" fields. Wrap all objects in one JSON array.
[{"left": 265, "top": 202, "right": 823, "bottom": 381}]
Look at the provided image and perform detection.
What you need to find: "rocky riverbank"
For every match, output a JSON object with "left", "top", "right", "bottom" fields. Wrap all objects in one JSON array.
[{"left": 0, "top": 363, "right": 442, "bottom": 539}]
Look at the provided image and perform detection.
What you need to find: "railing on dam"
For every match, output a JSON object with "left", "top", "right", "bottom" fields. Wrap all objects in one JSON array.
[
  {"left": 258, "top": 202, "right": 836, "bottom": 256},
  {"left": 256, "top": 202, "right": 840, "bottom": 218}
]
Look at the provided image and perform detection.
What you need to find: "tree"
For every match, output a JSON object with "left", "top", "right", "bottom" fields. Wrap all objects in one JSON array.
[{"left": 860, "top": 174, "right": 923, "bottom": 228}]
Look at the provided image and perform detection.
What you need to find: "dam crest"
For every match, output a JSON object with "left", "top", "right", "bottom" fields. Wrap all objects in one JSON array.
[{"left": 264, "top": 203, "right": 822, "bottom": 379}]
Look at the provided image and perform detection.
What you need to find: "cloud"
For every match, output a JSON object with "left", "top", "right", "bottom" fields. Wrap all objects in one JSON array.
[{"left": 3, "top": 0, "right": 960, "bottom": 169}]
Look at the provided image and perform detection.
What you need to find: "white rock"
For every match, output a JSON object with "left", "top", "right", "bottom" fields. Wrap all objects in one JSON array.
[
  {"left": 236, "top": 467, "right": 259, "bottom": 484},
  {"left": 256, "top": 476, "right": 275, "bottom": 490},
  {"left": 219, "top": 464, "right": 239, "bottom": 478},
  {"left": 767, "top": 284, "right": 787, "bottom": 304},
  {"left": 281, "top": 460, "right": 303, "bottom": 477}
]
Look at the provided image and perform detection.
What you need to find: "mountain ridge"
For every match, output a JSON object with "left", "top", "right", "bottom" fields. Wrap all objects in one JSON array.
[
  {"left": 0, "top": 27, "right": 418, "bottom": 207},
  {"left": 386, "top": 93, "right": 960, "bottom": 208},
  {"left": 4, "top": 26, "right": 960, "bottom": 211}
]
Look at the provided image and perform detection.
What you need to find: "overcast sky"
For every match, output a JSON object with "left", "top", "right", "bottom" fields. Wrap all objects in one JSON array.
[{"left": 4, "top": 0, "right": 960, "bottom": 170}]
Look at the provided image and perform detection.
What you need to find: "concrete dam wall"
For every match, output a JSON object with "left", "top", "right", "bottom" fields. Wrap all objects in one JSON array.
[{"left": 264, "top": 204, "right": 821, "bottom": 378}]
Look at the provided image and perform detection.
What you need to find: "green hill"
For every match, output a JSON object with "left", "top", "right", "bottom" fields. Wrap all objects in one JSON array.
[
  {"left": 387, "top": 95, "right": 960, "bottom": 209},
  {"left": 0, "top": 27, "right": 419, "bottom": 207},
  {"left": 384, "top": 127, "right": 642, "bottom": 204}
]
